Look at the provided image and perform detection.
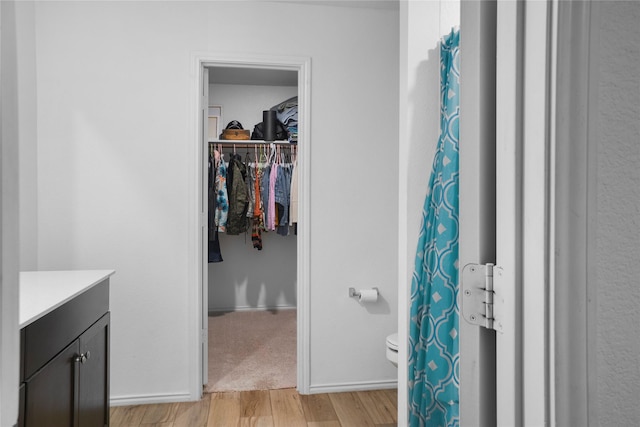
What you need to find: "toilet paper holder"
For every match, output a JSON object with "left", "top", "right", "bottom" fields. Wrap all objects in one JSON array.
[{"left": 349, "top": 287, "right": 379, "bottom": 298}]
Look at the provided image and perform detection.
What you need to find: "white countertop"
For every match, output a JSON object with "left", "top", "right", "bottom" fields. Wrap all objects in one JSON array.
[{"left": 19, "top": 270, "right": 115, "bottom": 328}]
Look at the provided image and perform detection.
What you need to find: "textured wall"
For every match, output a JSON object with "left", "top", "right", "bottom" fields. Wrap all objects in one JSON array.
[{"left": 595, "top": 1, "right": 640, "bottom": 424}]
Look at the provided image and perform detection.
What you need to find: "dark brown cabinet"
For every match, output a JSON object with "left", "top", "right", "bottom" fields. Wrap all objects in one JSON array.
[
  {"left": 19, "top": 278, "right": 110, "bottom": 427},
  {"left": 77, "top": 313, "right": 110, "bottom": 427}
]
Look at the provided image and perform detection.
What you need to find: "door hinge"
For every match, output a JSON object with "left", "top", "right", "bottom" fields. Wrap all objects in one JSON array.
[
  {"left": 461, "top": 263, "right": 504, "bottom": 333},
  {"left": 201, "top": 329, "right": 207, "bottom": 344}
]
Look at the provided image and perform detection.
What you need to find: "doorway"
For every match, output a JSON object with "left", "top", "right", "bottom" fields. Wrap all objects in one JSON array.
[{"left": 189, "top": 54, "right": 311, "bottom": 399}]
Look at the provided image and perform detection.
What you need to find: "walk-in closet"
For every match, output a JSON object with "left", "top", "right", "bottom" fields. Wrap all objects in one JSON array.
[{"left": 204, "top": 66, "right": 299, "bottom": 392}]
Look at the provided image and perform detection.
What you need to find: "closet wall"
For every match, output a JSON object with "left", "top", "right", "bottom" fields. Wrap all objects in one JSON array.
[{"left": 208, "top": 79, "right": 298, "bottom": 312}]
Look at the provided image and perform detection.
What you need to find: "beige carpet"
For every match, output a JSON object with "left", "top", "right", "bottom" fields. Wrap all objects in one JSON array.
[{"left": 206, "top": 310, "right": 296, "bottom": 392}]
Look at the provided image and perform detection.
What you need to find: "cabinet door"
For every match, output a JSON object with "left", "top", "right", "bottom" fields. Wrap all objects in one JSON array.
[
  {"left": 18, "top": 384, "right": 25, "bottom": 427},
  {"left": 77, "top": 312, "right": 110, "bottom": 427},
  {"left": 25, "top": 340, "right": 79, "bottom": 427}
]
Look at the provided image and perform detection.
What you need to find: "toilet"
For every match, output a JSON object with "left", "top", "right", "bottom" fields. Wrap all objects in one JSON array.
[{"left": 385, "top": 333, "right": 398, "bottom": 366}]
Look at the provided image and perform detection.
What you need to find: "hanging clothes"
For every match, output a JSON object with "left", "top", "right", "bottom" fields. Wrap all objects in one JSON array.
[
  {"left": 244, "top": 152, "right": 254, "bottom": 222},
  {"left": 210, "top": 143, "right": 296, "bottom": 251},
  {"left": 268, "top": 162, "right": 278, "bottom": 231},
  {"left": 251, "top": 159, "right": 264, "bottom": 250},
  {"left": 214, "top": 152, "right": 229, "bottom": 233},
  {"left": 226, "top": 154, "right": 250, "bottom": 235},
  {"left": 408, "top": 28, "right": 460, "bottom": 427},
  {"left": 289, "top": 158, "right": 299, "bottom": 226},
  {"left": 261, "top": 163, "right": 271, "bottom": 230},
  {"left": 275, "top": 163, "right": 292, "bottom": 236},
  {"left": 208, "top": 152, "right": 223, "bottom": 263}
]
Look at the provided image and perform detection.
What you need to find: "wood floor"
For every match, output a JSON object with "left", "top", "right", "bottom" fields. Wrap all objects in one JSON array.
[{"left": 110, "top": 388, "right": 398, "bottom": 427}]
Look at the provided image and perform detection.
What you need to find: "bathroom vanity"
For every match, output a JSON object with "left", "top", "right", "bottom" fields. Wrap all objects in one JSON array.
[{"left": 18, "top": 270, "right": 114, "bottom": 427}]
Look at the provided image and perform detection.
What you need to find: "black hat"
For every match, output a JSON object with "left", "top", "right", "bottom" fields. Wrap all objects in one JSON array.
[{"left": 225, "top": 120, "right": 244, "bottom": 130}]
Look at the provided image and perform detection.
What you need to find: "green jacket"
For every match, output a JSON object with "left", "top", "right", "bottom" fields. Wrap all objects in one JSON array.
[{"left": 226, "top": 156, "right": 249, "bottom": 235}]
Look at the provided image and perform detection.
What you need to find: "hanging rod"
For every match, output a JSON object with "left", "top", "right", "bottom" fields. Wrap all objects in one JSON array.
[{"left": 208, "top": 140, "right": 296, "bottom": 147}]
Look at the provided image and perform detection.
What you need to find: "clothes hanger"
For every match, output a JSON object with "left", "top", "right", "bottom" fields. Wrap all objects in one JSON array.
[
  {"left": 284, "top": 146, "right": 291, "bottom": 164},
  {"left": 260, "top": 144, "right": 268, "bottom": 165},
  {"left": 268, "top": 143, "right": 276, "bottom": 165},
  {"left": 211, "top": 144, "right": 222, "bottom": 167}
]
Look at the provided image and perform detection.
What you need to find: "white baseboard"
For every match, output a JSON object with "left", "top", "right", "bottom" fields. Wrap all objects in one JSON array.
[
  {"left": 110, "top": 392, "right": 194, "bottom": 407},
  {"left": 308, "top": 379, "right": 398, "bottom": 395}
]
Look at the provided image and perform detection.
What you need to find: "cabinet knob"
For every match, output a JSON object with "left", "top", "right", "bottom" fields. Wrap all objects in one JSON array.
[{"left": 75, "top": 351, "right": 91, "bottom": 364}]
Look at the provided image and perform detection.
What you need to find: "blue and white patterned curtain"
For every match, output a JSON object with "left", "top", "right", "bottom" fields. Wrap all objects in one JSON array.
[{"left": 408, "top": 28, "right": 460, "bottom": 427}]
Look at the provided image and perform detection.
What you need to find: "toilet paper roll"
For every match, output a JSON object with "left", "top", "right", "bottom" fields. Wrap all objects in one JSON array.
[{"left": 358, "top": 289, "right": 378, "bottom": 303}]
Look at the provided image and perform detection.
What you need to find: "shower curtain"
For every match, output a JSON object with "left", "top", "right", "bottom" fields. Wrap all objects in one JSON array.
[{"left": 408, "top": 28, "right": 460, "bottom": 427}]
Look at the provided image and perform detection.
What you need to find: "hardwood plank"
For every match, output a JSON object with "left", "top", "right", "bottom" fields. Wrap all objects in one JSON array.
[
  {"left": 329, "top": 392, "right": 376, "bottom": 426},
  {"left": 141, "top": 403, "right": 179, "bottom": 424},
  {"left": 239, "top": 415, "right": 274, "bottom": 427},
  {"left": 110, "top": 404, "right": 147, "bottom": 426},
  {"left": 300, "top": 393, "right": 339, "bottom": 422},
  {"left": 109, "top": 388, "right": 398, "bottom": 426},
  {"left": 382, "top": 388, "right": 397, "bottom": 407},
  {"left": 173, "top": 398, "right": 211, "bottom": 427},
  {"left": 356, "top": 390, "right": 397, "bottom": 423},
  {"left": 109, "top": 407, "right": 123, "bottom": 426},
  {"left": 240, "top": 390, "right": 272, "bottom": 417},
  {"left": 208, "top": 392, "right": 241, "bottom": 427},
  {"left": 269, "top": 388, "right": 307, "bottom": 425}
]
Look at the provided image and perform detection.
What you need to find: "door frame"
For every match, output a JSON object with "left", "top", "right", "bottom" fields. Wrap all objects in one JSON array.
[
  {"left": 187, "top": 52, "right": 312, "bottom": 399},
  {"left": 460, "top": 1, "right": 598, "bottom": 425},
  {"left": 459, "top": 1, "right": 497, "bottom": 425},
  {"left": 1, "top": 0, "right": 22, "bottom": 424},
  {"left": 492, "top": 1, "right": 600, "bottom": 424},
  {"left": 549, "top": 1, "right": 600, "bottom": 424},
  {"left": 460, "top": 0, "right": 560, "bottom": 425},
  {"left": 490, "top": 0, "right": 553, "bottom": 424}
]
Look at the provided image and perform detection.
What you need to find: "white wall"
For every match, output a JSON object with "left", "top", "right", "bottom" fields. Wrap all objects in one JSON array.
[
  {"left": 15, "top": 0, "right": 38, "bottom": 271},
  {"left": 2, "top": 2, "right": 39, "bottom": 423},
  {"left": 593, "top": 2, "right": 640, "bottom": 424},
  {"left": 32, "top": 0, "right": 398, "bottom": 402},
  {"left": 1, "top": 1, "right": 22, "bottom": 424},
  {"left": 398, "top": 1, "right": 459, "bottom": 424}
]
